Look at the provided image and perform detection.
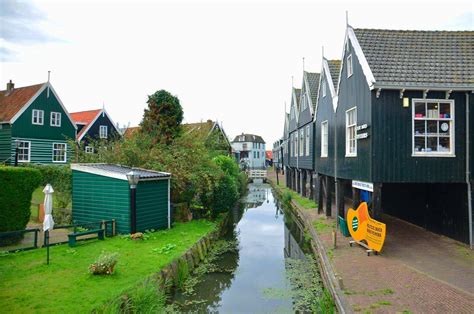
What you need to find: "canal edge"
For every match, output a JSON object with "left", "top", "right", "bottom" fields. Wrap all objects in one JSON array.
[{"left": 269, "top": 179, "right": 353, "bottom": 314}]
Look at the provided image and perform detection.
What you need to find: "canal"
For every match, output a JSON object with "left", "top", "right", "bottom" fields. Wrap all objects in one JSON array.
[{"left": 172, "top": 183, "right": 328, "bottom": 312}]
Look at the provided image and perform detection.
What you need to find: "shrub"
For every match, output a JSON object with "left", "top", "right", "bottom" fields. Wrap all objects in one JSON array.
[
  {"left": 27, "top": 164, "right": 72, "bottom": 208},
  {"left": 0, "top": 167, "right": 42, "bottom": 238},
  {"left": 176, "top": 257, "right": 189, "bottom": 290},
  {"left": 89, "top": 252, "right": 118, "bottom": 275},
  {"left": 211, "top": 175, "right": 239, "bottom": 217},
  {"left": 212, "top": 155, "right": 240, "bottom": 179}
]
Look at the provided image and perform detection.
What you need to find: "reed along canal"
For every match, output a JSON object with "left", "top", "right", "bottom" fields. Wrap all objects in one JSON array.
[{"left": 171, "top": 183, "right": 331, "bottom": 313}]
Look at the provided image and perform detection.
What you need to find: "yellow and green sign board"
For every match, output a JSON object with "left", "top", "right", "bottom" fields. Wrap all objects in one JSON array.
[{"left": 347, "top": 202, "right": 386, "bottom": 252}]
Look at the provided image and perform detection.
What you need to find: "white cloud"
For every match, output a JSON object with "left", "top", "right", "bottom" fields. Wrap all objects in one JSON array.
[{"left": 1, "top": 0, "right": 472, "bottom": 144}]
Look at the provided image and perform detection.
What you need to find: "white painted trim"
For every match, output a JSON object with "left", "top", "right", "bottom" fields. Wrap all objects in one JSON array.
[
  {"left": 374, "top": 85, "right": 474, "bottom": 92},
  {"left": 9, "top": 84, "right": 48, "bottom": 124},
  {"left": 99, "top": 125, "right": 108, "bottom": 139},
  {"left": 346, "top": 54, "right": 353, "bottom": 78},
  {"left": 32, "top": 109, "right": 44, "bottom": 125},
  {"left": 70, "top": 163, "right": 171, "bottom": 181},
  {"left": 345, "top": 106, "right": 357, "bottom": 157},
  {"left": 411, "top": 98, "right": 455, "bottom": 157},
  {"left": 46, "top": 83, "right": 78, "bottom": 130},
  {"left": 16, "top": 140, "right": 31, "bottom": 163},
  {"left": 52, "top": 142, "right": 67, "bottom": 163},
  {"left": 50, "top": 111, "right": 61, "bottom": 127},
  {"left": 76, "top": 109, "right": 121, "bottom": 141},
  {"left": 321, "top": 120, "right": 328, "bottom": 157}
]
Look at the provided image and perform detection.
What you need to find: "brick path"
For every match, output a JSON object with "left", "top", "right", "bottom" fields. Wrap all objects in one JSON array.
[{"left": 267, "top": 168, "right": 474, "bottom": 313}]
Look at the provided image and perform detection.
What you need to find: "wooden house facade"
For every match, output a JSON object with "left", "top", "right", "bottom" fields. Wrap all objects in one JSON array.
[
  {"left": 0, "top": 81, "right": 77, "bottom": 165},
  {"left": 287, "top": 88, "right": 301, "bottom": 191}
]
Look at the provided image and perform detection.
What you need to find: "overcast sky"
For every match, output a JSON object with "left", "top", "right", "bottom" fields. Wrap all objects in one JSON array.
[{"left": 1, "top": 0, "right": 472, "bottom": 146}]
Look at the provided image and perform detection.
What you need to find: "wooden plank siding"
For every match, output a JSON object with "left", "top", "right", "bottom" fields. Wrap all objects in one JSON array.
[
  {"left": 136, "top": 180, "right": 169, "bottom": 231},
  {"left": 372, "top": 90, "right": 467, "bottom": 183},
  {"left": 297, "top": 85, "right": 314, "bottom": 170},
  {"left": 81, "top": 112, "right": 120, "bottom": 145},
  {"left": 72, "top": 171, "right": 131, "bottom": 234},
  {"left": 0, "top": 124, "right": 12, "bottom": 164},
  {"left": 314, "top": 74, "right": 336, "bottom": 177},
  {"left": 10, "top": 137, "right": 73, "bottom": 164},
  {"left": 335, "top": 38, "right": 372, "bottom": 182}
]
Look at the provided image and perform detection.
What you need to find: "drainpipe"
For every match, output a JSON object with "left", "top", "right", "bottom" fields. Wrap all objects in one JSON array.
[
  {"left": 334, "top": 96, "right": 339, "bottom": 235},
  {"left": 466, "top": 92, "right": 473, "bottom": 249}
]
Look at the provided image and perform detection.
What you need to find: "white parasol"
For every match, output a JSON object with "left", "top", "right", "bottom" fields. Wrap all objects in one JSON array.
[{"left": 43, "top": 184, "right": 55, "bottom": 232}]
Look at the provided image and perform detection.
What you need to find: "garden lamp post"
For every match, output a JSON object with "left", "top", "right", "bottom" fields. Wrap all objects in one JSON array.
[
  {"left": 126, "top": 171, "right": 140, "bottom": 234},
  {"left": 14, "top": 139, "right": 19, "bottom": 166}
]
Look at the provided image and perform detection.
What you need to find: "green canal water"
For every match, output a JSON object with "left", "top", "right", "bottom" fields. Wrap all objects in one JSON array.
[{"left": 171, "top": 183, "right": 329, "bottom": 313}]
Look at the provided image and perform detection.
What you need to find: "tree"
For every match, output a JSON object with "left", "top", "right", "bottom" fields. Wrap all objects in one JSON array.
[{"left": 141, "top": 90, "right": 183, "bottom": 144}]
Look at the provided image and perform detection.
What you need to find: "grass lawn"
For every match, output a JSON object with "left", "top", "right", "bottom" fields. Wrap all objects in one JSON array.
[
  {"left": 275, "top": 183, "right": 317, "bottom": 209},
  {"left": 0, "top": 220, "right": 216, "bottom": 313}
]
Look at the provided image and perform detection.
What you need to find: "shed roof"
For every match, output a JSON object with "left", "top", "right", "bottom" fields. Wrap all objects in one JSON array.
[
  {"left": 353, "top": 28, "right": 474, "bottom": 88},
  {"left": 71, "top": 163, "right": 170, "bottom": 181}
]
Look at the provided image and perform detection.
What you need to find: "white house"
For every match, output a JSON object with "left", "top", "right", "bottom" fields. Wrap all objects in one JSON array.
[{"left": 231, "top": 133, "right": 266, "bottom": 169}]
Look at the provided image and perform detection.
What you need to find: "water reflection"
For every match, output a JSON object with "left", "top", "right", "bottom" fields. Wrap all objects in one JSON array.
[{"left": 172, "top": 183, "right": 308, "bottom": 313}]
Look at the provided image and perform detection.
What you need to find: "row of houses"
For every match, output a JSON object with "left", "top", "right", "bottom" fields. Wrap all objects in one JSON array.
[
  {"left": 273, "top": 25, "right": 473, "bottom": 247},
  {"left": 0, "top": 81, "right": 233, "bottom": 165}
]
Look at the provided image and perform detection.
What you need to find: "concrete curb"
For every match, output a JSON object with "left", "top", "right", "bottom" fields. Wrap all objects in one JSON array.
[{"left": 270, "top": 180, "right": 352, "bottom": 314}]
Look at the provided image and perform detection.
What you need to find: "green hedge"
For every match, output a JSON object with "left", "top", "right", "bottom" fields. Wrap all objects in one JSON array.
[{"left": 0, "top": 167, "right": 42, "bottom": 233}]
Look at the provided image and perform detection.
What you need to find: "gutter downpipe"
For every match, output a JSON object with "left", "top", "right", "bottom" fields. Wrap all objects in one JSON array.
[
  {"left": 466, "top": 92, "right": 473, "bottom": 249},
  {"left": 334, "top": 96, "right": 339, "bottom": 236}
]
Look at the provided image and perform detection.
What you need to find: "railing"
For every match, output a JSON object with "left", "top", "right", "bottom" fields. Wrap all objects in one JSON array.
[
  {"left": 0, "top": 220, "right": 116, "bottom": 252},
  {"left": 0, "top": 228, "right": 40, "bottom": 253},
  {"left": 248, "top": 169, "right": 267, "bottom": 179}
]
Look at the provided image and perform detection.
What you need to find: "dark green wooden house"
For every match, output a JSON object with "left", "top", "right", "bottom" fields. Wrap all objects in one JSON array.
[
  {"left": 0, "top": 81, "right": 77, "bottom": 164},
  {"left": 334, "top": 26, "right": 473, "bottom": 245},
  {"left": 71, "top": 163, "right": 171, "bottom": 234}
]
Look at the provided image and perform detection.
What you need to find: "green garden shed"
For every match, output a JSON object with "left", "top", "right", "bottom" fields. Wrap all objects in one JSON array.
[{"left": 71, "top": 163, "right": 171, "bottom": 234}]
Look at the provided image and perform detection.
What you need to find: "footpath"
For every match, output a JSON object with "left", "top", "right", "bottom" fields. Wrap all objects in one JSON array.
[{"left": 267, "top": 169, "right": 474, "bottom": 313}]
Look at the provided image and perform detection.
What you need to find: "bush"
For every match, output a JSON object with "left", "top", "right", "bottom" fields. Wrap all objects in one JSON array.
[
  {"left": 211, "top": 175, "right": 239, "bottom": 217},
  {"left": 53, "top": 207, "right": 72, "bottom": 225},
  {"left": 212, "top": 155, "right": 240, "bottom": 179},
  {"left": 89, "top": 252, "right": 118, "bottom": 275},
  {"left": 27, "top": 164, "right": 72, "bottom": 208},
  {"left": 0, "top": 167, "right": 42, "bottom": 237}
]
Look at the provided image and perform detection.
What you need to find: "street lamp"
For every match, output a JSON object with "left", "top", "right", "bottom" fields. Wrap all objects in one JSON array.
[
  {"left": 14, "top": 139, "right": 19, "bottom": 166},
  {"left": 126, "top": 171, "right": 140, "bottom": 234}
]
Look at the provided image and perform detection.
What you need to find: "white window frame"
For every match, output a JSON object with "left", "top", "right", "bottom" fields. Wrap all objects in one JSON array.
[
  {"left": 322, "top": 79, "right": 326, "bottom": 98},
  {"left": 32, "top": 109, "right": 44, "bottom": 125},
  {"left": 345, "top": 107, "right": 357, "bottom": 157},
  {"left": 412, "top": 98, "right": 455, "bottom": 157},
  {"left": 52, "top": 143, "right": 67, "bottom": 163},
  {"left": 305, "top": 125, "right": 310, "bottom": 156},
  {"left": 321, "top": 120, "right": 328, "bottom": 157},
  {"left": 299, "top": 129, "right": 304, "bottom": 156},
  {"left": 17, "top": 140, "right": 31, "bottom": 163},
  {"left": 85, "top": 146, "right": 94, "bottom": 154},
  {"left": 50, "top": 112, "right": 61, "bottom": 127},
  {"left": 347, "top": 54, "right": 353, "bottom": 78},
  {"left": 99, "top": 125, "right": 108, "bottom": 139}
]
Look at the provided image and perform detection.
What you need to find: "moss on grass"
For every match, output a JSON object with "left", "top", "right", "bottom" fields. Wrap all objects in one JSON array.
[{"left": 0, "top": 220, "right": 216, "bottom": 313}]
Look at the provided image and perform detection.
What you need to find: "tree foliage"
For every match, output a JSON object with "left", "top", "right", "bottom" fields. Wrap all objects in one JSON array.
[{"left": 140, "top": 90, "right": 183, "bottom": 145}]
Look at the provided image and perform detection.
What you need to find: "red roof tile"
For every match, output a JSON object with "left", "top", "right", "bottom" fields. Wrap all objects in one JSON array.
[
  {"left": 70, "top": 109, "right": 102, "bottom": 139},
  {"left": 0, "top": 83, "right": 45, "bottom": 122},
  {"left": 266, "top": 151, "right": 273, "bottom": 159}
]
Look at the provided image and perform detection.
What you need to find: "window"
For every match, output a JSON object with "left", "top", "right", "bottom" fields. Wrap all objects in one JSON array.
[
  {"left": 99, "top": 125, "right": 108, "bottom": 139},
  {"left": 306, "top": 125, "right": 310, "bottom": 156},
  {"left": 322, "top": 79, "right": 326, "bottom": 98},
  {"left": 50, "top": 112, "right": 61, "bottom": 127},
  {"left": 347, "top": 54, "right": 353, "bottom": 78},
  {"left": 17, "top": 141, "right": 30, "bottom": 162},
  {"left": 321, "top": 121, "right": 328, "bottom": 157},
  {"left": 257, "top": 151, "right": 259, "bottom": 159},
  {"left": 299, "top": 129, "right": 304, "bottom": 156},
  {"left": 32, "top": 110, "right": 44, "bottom": 125},
  {"left": 346, "top": 107, "right": 357, "bottom": 157},
  {"left": 254, "top": 151, "right": 256, "bottom": 159},
  {"left": 85, "top": 146, "right": 94, "bottom": 154},
  {"left": 413, "top": 99, "right": 454, "bottom": 156},
  {"left": 52, "top": 143, "right": 67, "bottom": 163}
]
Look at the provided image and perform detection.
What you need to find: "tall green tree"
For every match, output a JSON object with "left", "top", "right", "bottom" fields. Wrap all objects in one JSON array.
[{"left": 141, "top": 90, "right": 183, "bottom": 144}]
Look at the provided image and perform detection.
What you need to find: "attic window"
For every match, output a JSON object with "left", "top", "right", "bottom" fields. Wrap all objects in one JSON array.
[
  {"left": 100, "top": 125, "right": 108, "bottom": 139},
  {"left": 347, "top": 54, "right": 353, "bottom": 78},
  {"left": 50, "top": 112, "right": 61, "bottom": 127}
]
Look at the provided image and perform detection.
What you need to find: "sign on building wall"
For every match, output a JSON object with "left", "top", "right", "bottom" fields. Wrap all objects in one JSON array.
[
  {"left": 352, "top": 180, "right": 374, "bottom": 192},
  {"left": 347, "top": 202, "right": 386, "bottom": 252}
]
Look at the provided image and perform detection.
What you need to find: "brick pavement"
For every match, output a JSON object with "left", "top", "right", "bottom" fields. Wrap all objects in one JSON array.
[{"left": 267, "top": 168, "right": 474, "bottom": 313}]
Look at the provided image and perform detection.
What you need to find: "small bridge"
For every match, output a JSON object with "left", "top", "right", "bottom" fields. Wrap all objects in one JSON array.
[{"left": 248, "top": 169, "right": 267, "bottom": 182}]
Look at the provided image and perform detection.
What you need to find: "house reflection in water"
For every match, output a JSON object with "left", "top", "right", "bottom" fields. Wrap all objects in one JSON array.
[{"left": 244, "top": 184, "right": 269, "bottom": 208}]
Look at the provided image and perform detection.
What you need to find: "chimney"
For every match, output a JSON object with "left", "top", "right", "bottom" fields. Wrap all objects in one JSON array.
[{"left": 6, "top": 80, "right": 14, "bottom": 92}]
